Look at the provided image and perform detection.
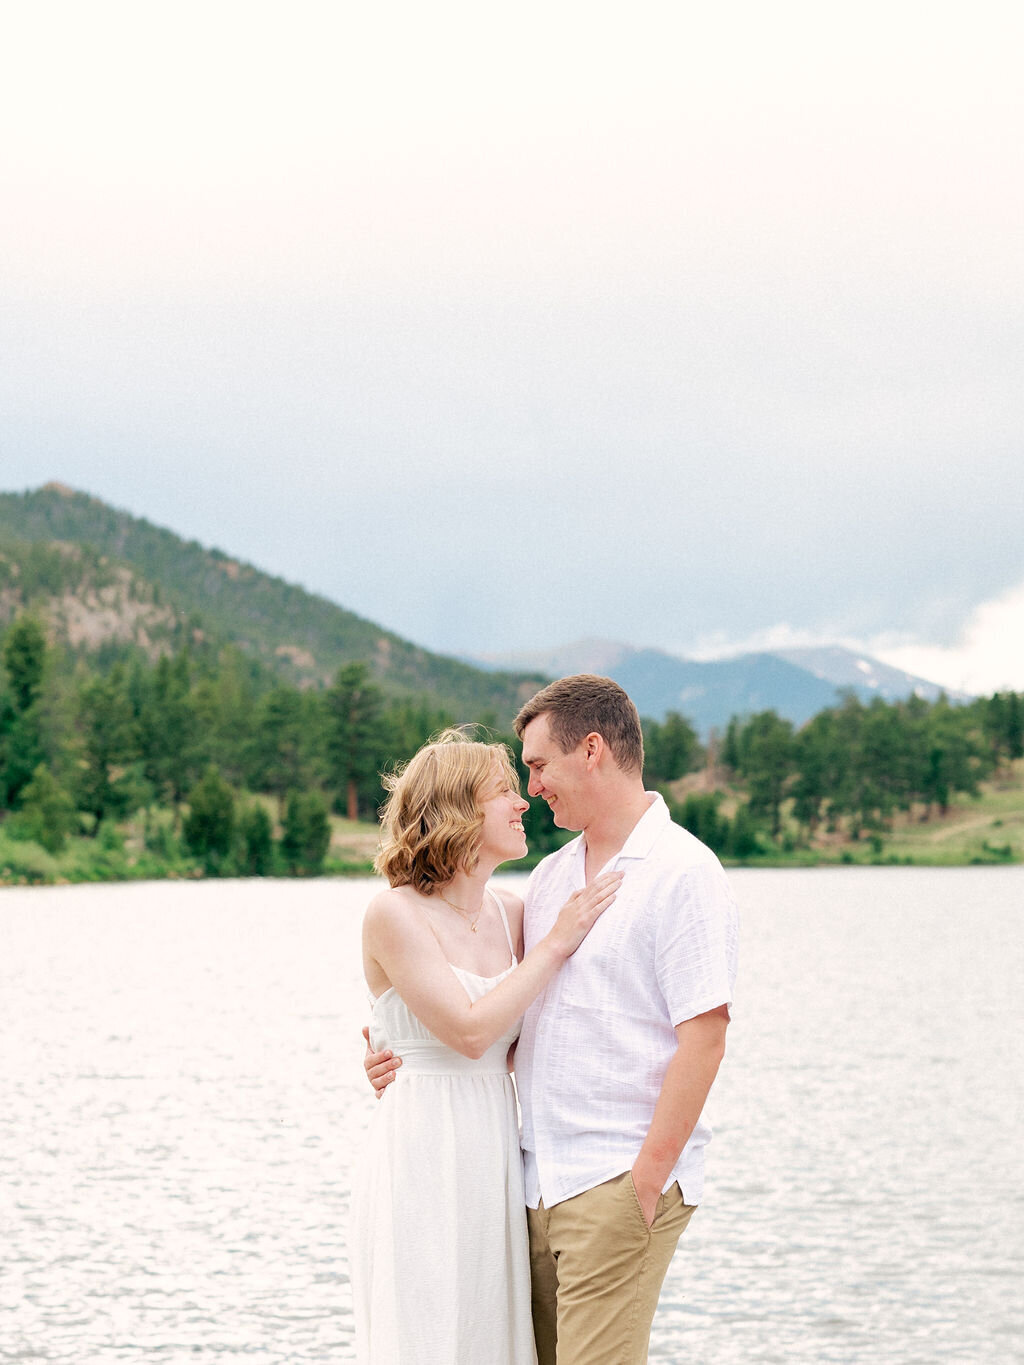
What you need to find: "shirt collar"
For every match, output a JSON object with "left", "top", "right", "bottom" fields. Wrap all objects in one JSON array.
[
  {"left": 573, "top": 791, "right": 670, "bottom": 870},
  {"left": 617, "top": 791, "right": 671, "bottom": 859}
]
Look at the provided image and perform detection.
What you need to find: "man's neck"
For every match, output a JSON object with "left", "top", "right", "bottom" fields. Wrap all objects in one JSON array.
[{"left": 581, "top": 782, "right": 652, "bottom": 878}]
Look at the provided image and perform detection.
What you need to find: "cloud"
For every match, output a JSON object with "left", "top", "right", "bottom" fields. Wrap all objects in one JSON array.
[
  {"left": 870, "top": 581, "right": 1024, "bottom": 695},
  {"left": 685, "top": 623, "right": 849, "bottom": 661},
  {"left": 2, "top": 1, "right": 1022, "bottom": 669}
]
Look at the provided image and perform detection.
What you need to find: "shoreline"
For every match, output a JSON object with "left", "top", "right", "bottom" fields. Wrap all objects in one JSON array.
[{"left": 2, "top": 847, "right": 1019, "bottom": 889}]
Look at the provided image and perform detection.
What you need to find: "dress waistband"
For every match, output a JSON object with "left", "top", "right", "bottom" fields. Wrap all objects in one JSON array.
[{"left": 391, "top": 1037, "right": 510, "bottom": 1076}]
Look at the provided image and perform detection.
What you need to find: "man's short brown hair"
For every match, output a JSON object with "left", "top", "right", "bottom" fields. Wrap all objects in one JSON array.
[{"left": 513, "top": 674, "right": 644, "bottom": 774}]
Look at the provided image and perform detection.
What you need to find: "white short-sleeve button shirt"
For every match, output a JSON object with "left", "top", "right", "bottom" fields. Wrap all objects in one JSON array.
[{"left": 516, "top": 792, "right": 739, "bottom": 1210}]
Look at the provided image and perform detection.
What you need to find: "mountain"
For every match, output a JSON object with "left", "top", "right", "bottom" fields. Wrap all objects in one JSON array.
[
  {"left": 1, "top": 485, "right": 970, "bottom": 737},
  {"left": 0, "top": 484, "right": 545, "bottom": 723},
  {"left": 770, "top": 645, "right": 967, "bottom": 703},
  {"left": 478, "top": 638, "right": 970, "bottom": 735}
]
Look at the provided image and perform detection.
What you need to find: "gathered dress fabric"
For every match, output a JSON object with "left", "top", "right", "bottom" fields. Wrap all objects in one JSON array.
[{"left": 350, "top": 889, "right": 537, "bottom": 1364}]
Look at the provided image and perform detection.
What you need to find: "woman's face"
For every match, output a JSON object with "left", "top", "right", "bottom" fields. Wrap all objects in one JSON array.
[{"left": 477, "top": 769, "right": 529, "bottom": 865}]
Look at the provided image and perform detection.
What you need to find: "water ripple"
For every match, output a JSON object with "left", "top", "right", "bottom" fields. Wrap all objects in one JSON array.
[{"left": 3, "top": 870, "right": 1022, "bottom": 1363}]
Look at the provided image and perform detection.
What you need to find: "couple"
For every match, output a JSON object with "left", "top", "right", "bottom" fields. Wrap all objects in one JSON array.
[{"left": 350, "top": 675, "right": 739, "bottom": 1364}]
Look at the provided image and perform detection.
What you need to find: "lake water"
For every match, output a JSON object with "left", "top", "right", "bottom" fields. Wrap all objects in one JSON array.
[{"left": 2, "top": 868, "right": 1022, "bottom": 1364}]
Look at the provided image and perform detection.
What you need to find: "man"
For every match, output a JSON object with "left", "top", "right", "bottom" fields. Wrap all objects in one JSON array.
[{"left": 366, "top": 675, "right": 738, "bottom": 1364}]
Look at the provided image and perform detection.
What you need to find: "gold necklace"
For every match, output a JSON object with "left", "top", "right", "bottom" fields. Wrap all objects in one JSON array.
[{"left": 438, "top": 890, "right": 484, "bottom": 932}]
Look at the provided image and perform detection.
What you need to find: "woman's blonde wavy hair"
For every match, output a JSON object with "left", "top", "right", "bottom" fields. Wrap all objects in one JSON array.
[{"left": 374, "top": 729, "right": 522, "bottom": 894}]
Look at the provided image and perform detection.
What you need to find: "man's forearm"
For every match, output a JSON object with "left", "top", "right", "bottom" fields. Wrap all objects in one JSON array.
[{"left": 631, "top": 1008, "right": 729, "bottom": 1221}]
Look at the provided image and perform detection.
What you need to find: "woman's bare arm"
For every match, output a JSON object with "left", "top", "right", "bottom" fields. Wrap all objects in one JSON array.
[{"left": 363, "top": 872, "right": 621, "bottom": 1061}]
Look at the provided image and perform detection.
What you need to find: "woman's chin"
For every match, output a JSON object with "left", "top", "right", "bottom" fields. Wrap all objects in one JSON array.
[{"left": 484, "top": 840, "right": 527, "bottom": 866}]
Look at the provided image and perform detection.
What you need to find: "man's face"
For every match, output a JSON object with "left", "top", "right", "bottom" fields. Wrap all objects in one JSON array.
[{"left": 520, "top": 712, "right": 591, "bottom": 831}]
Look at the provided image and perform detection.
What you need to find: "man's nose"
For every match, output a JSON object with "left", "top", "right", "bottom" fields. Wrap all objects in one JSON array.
[{"left": 527, "top": 774, "right": 541, "bottom": 797}]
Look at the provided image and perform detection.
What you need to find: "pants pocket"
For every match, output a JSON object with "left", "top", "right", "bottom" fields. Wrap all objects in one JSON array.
[{"left": 623, "top": 1171, "right": 653, "bottom": 1236}]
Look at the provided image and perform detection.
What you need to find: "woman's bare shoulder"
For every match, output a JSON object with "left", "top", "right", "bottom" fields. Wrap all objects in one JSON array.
[{"left": 363, "top": 885, "right": 427, "bottom": 934}]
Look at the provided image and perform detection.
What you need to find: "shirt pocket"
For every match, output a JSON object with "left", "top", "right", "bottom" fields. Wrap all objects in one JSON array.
[{"left": 558, "top": 911, "right": 652, "bottom": 1015}]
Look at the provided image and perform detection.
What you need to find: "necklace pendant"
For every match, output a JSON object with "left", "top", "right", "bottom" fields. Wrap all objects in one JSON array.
[{"left": 471, "top": 923, "right": 478, "bottom": 932}]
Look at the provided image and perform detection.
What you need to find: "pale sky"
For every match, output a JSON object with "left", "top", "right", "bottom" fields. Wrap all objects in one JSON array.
[{"left": 2, "top": 0, "right": 1023, "bottom": 693}]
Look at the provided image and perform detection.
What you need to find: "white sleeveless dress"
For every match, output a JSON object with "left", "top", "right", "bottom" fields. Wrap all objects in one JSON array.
[{"left": 350, "top": 889, "right": 537, "bottom": 1364}]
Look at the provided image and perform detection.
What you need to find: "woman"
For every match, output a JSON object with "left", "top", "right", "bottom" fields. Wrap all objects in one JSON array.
[{"left": 350, "top": 730, "right": 621, "bottom": 1364}]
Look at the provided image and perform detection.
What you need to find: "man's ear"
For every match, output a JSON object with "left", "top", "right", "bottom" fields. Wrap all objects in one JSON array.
[{"left": 583, "top": 732, "right": 605, "bottom": 768}]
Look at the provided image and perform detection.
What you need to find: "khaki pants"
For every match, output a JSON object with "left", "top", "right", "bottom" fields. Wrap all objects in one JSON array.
[{"left": 527, "top": 1172, "right": 697, "bottom": 1365}]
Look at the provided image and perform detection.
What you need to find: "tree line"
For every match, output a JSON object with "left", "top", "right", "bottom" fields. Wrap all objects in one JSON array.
[
  {"left": 687, "top": 687, "right": 1022, "bottom": 857},
  {"left": 727, "top": 689, "right": 1020, "bottom": 830},
  {"left": 1, "top": 611, "right": 1021, "bottom": 877},
  {"left": 0, "top": 614, "right": 562, "bottom": 877}
]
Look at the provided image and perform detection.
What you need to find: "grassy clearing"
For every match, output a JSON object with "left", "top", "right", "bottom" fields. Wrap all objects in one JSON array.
[
  {"left": 869, "top": 765, "right": 1024, "bottom": 865},
  {"left": 718, "top": 759, "right": 1024, "bottom": 867}
]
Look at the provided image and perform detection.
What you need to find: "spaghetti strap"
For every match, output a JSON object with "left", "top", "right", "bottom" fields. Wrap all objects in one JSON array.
[{"left": 487, "top": 887, "right": 517, "bottom": 961}]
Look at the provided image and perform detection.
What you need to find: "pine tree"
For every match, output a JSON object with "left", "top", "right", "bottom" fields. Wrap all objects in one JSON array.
[
  {"left": 183, "top": 768, "right": 236, "bottom": 873},
  {"left": 1, "top": 615, "right": 48, "bottom": 808},
  {"left": 3, "top": 615, "right": 47, "bottom": 713},
  {"left": 326, "top": 663, "right": 384, "bottom": 820},
  {"left": 8, "top": 765, "right": 78, "bottom": 852},
  {"left": 280, "top": 790, "right": 331, "bottom": 875}
]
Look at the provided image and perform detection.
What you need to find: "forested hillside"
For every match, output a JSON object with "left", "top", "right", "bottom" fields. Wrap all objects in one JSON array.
[
  {"left": 0, "top": 484, "right": 1021, "bottom": 884},
  {"left": 0, "top": 484, "right": 544, "bottom": 720}
]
